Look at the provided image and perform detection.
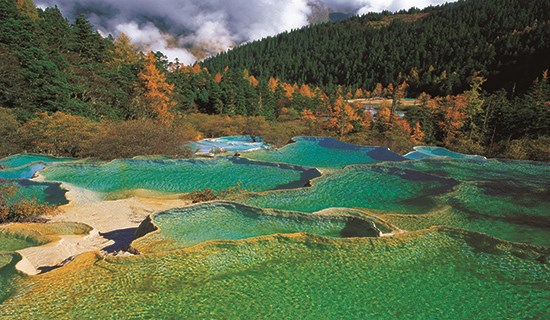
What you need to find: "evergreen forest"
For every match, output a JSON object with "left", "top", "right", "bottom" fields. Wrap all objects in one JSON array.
[{"left": 0, "top": 0, "right": 549, "bottom": 161}]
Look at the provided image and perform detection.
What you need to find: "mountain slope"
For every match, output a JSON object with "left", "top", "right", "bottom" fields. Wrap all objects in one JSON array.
[{"left": 203, "top": 0, "right": 550, "bottom": 96}]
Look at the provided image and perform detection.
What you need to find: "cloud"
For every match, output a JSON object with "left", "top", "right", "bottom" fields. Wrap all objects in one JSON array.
[
  {"left": 35, "top": 0, "right": 454, "bottom": 63},
  {"left": 349, "top": 0, "right": 451, "bottom": 14}
]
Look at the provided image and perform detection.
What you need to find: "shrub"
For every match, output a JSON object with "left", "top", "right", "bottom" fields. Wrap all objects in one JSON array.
[
  {"left": 0, "top": 180, "right": 56, "bottom": 223},
  {"left": 18, "top": 112, "right": 98, "bottom": 157},
  {"left": 181, "top": 189, "right": 218, "bottom": 203},
  {"left": 504, "top": 137, "right": 550, "bottom": 161},
  {"left": 181, "top": 184, "right": 248, "bottom": 203},
  {"left": 0, "top": 108, "right": 22, "bottom": 157},
  {"left": 83, "top": 119, "right": 199, "bottom": 160}
]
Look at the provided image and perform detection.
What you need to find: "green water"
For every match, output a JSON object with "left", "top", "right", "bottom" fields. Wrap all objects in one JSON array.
[
  {"left": 0, "top": 154, "right": 74, "bottom": 169},
  {"left": 0, "top": 253, "right": 22, "bottom": 304},
  {"left": 1, "top": 143, "right": 549, "bottom": 317},
  {"left": 2, "top": 229, "right": 548, "bottom": 319},
  {"left": 0, "top": 163, "right": 47, "bottom": 179},
  {"left": 404, "top": 146, "right": 487, "bottom": 160},
  {"left": 0, "top": 232, "right": 40, "bottom": 252},
  {"left": 5, "top": 180, "right": 68, "bottom": 206},
  {"left": 384, "top": 158, "right": 549, "bottom": 185},
  {"left": 372, "top": 159, "right": 550, "bottom": 246},
  {"left": 244, "top": 163, "right": 457, "bottom": 214},
  {"left": 243, "top": 136, "right": 405, "bottom": 169},
  {"left": 0, "top": 153, "right": 74, "bottom": 179},
  {"left": 137, "top": 202, "right": 380, "bottom": 252},
  {"left": 42, "top": 157, "right": 319, "bottom": 197},
  {"left": 242, "top": 158, "right": 550, "bottom": 246}
]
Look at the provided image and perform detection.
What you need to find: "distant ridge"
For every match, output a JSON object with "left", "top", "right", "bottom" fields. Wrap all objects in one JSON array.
[{"left": 204, "top": 0, "right": 550, "bottom": 96}]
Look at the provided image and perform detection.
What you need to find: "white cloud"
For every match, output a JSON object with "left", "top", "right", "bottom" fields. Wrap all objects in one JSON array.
[
  {"left": 36, "top": 0, "right": 455, "bottom": 63},
  {"left": 115, "top": 22, "right": 196, "bottom": 64}
]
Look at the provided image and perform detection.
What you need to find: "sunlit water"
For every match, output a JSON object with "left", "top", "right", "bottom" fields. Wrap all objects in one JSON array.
[
  {"left": 404, "top": 146, "right": 487, "bottom": 160},
  {"left": 243, "top": 136, "right": 406, "bottom": 169},
  {"left": 1, "top": 138, "right": 548, "bottom": 317},
  {"left": 0, "top": 154, "right": 74, "bottom": 180},
  {"left": 244, "top": 163, "right": 458, "bottom": 214},
  {"left": 0, "top": 154, "right": 74, "bottom": 169},
  {"left": 42, "top": 157, "right": 320, "bottom": 198},
  {"left": 1, "top": 229, "right": 548, "bottom": 318},
  {"left": 190, "top": 135, "right": 269, "bottom": 154},
  {"left": 134, "top": 202, "right": 381, "bottom": 252}
]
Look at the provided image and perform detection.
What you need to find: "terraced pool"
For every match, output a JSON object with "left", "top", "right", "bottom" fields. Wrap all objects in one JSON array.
[
  {"left": 42, "top": 157, "right": 320, "bottom": 198},
  {"left": 0, "top": 137, "right": 548, "bottom": 318},
  {"left": 243, "top": 136, "right": 406, "bottom": 169}
]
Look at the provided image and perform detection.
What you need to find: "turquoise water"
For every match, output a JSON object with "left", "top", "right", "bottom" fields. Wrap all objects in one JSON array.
[
  {"left": 147, "top": 202, "right": 380, "bottom": 250},
  {"left": 0, "top": 253, "right": 22, "bottom": 304},
  {"left": 244, "top": 163, "right": 457, "bottom": 213},
  {"left": 385, "top": 158, "right": 548, "bottom": 185},
  {"left": 368, "top": 159, "right": 550, "bottom": 246},
  {"left": 12, "top": 180, "right": 69, "bottom": 205},
  {"left": 191, "top": 135, "right": 269, "bottom": 154},
  {"left": 0, "top": 154, "right": 75, "bottom": 179},
  {"left": 404, "top": 146, "right": 487, "bottom": 160},
  {"left": 0, "top": 232, "right": 40, "bottom": 252},
  {"left": 42, "top": 157, "right": 320, "bottom": 197},
  {"left": 1, "top": 179, "right": 68, "bottom": 206},
  {"left": 1, "top": 141, "right": 549, "bottom": 317},
  {"left": 244, "top": 136, "right": 406, "bottom": 169},
  {"left": 446, "top": 184, "right": 549, "bottom": 246},
  {"left": 0, "top": 163, "right": 46, "bottom": 179},
  {"left": 2, "top": 229, "right": 548, "bottom": 318},
  {"left": 0, "top": 154, "right": 74, "bottom": 169}
]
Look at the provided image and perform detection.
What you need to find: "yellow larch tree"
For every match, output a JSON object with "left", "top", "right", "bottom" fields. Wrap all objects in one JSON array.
[
  {"left": 111, "top": 33, "right": 139, "bottom": 69},
  {"left": 268, "top": 77, "right": 279, "bottom": 92},
  {"left": 325, "top": 96, "right": 361, "bottom": 136},
  {"left": 411, "top": 122, "right": 425, "bottom": 144},
  {"left": 138, "top": 52, "right": 176, "bottom": 127}
]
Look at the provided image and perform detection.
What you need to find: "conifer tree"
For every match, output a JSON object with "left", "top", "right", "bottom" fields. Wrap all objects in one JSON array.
[{"left": 137, "top": 52, "right": 176, "bottom": 126}]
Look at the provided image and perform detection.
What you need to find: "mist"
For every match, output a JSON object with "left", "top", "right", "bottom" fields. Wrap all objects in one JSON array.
[{"left": 35, "top": 0, "right": 454, "bottom": 64}]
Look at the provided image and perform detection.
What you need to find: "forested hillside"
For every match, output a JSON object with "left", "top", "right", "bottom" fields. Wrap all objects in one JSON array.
[
  {"left": 0, "top": 0, "right": 548, "bottom": 161},
  {"left": 204, "top": 0, "right": 550, "bottom": 96}
]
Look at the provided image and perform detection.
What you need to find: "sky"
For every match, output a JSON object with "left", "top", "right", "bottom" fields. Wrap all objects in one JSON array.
[{"left": 35, "top": 0, "right": 454, "bottom": 64}]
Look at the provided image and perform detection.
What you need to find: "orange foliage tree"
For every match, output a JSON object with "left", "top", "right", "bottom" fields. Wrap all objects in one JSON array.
[
  {"left": 213, "top": 72, "right": 223, "bottom": 84},
  {"left": 268, "top": 77, "right": 279, "bottom": 92},
  {"left": 325, "top": 96, "right": 363, "bottom": 136},
  {"left": 138, "top": 52, "right": 176, "bottom": 126},
  {"left": 438, "top": 95, "right": 469, "bottom": 145},
  {"left": 411, "top": 122, "right": 425, "bottom": 144}
]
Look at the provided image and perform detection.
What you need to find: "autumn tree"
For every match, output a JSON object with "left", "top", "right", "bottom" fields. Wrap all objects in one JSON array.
[
  {"left": 325, "top": 96, "right": 362, "bottom": 136},
  {"left": 213, "top": 72, "right": 223, "bottom": 84},
  {"left": 373, "top": 103, "right": 392, "bottom": 133},
  {"left": 411, "top": 122, "right": 425, "bottom": 144},
  {"left": 111, "top": 32, "right": 139, "bottom": 69},
  {"left": 83, "top": 119, "right": 198, "bottom": 159},
  {"left": 372, "top": 83, "right": 384, "bottom": 98},
  {"left": 438, "top": 95, "right": 469, "bottom": 146},
  {"left": 389, "top": 81, "right": 408, "bottom": 119},
  {"left": 137, "top": 52, "right": 176, "bottom": 126},
  {"left": 16, "top": 0, "right": 38, "bottom": 19},
  {"left": 300, "top": 109, "right": 320, "bottom": 134}
]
